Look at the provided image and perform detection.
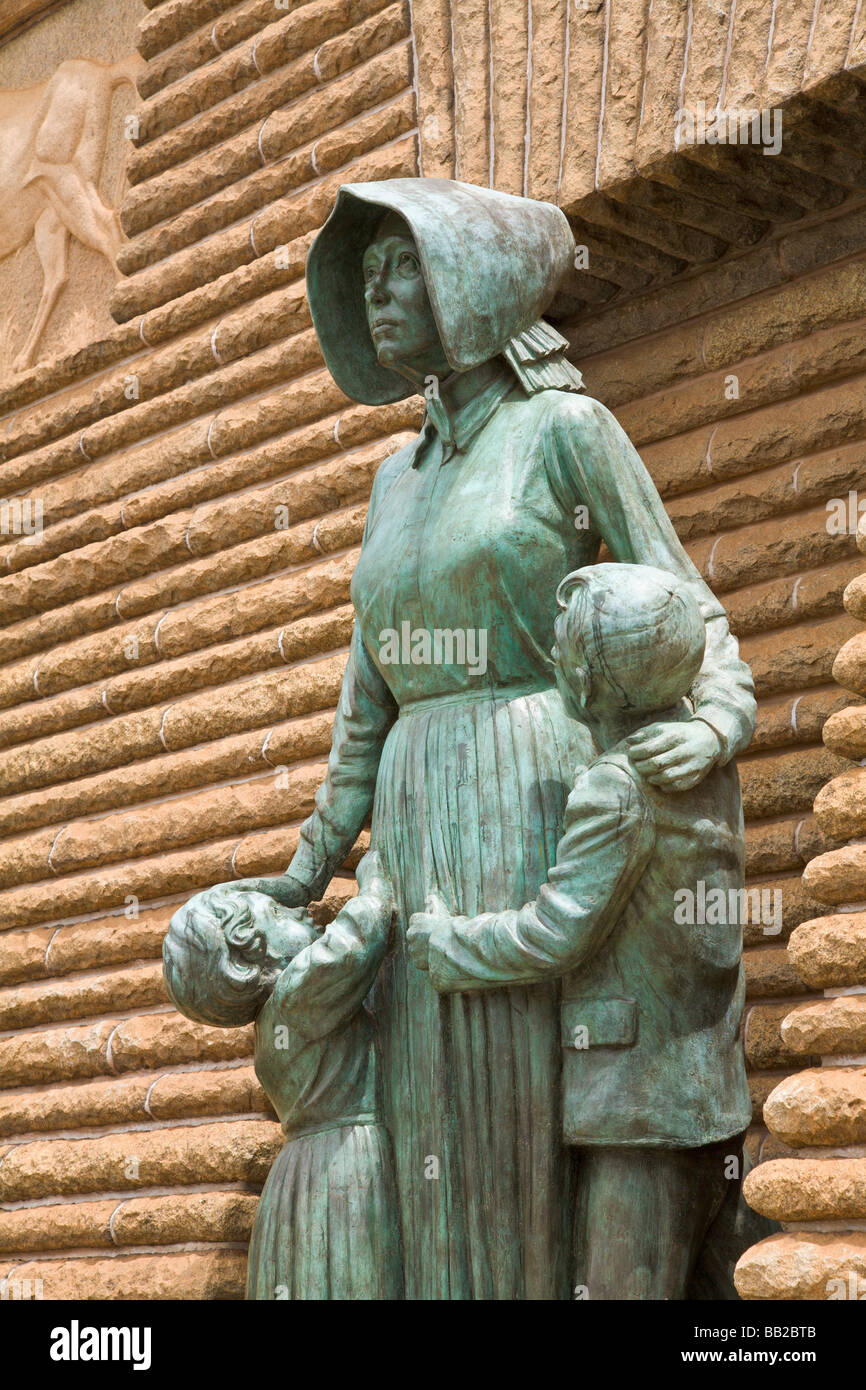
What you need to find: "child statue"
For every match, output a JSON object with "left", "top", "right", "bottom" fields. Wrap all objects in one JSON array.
[
  {"left": 162, "top": 851, "right": 403, "bottom": 1300},
  {"left": 407, "top": 563, "right": 764, "bottom": 1299}
]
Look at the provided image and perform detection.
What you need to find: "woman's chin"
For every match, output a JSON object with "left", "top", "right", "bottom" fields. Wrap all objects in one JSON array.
[{"left": 375, "top": 340, "right": 401, "bottom": 367}]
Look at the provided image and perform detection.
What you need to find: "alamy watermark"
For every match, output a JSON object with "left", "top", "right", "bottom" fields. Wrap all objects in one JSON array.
[
  {"left": 675, "top": 102, "right": 783, "bottom": 157},
  {"left": 49, "top": 1321, "right": 151, "bottom": 1370},
  {"left": 826, "top": 491, "right": 866, "bottom": 535},
  {"left": 674, "top": 880, "right": 782, "bottom": 936},
  {"left": 379, "top": 623, "right": 488, "bottom": 677},
  {"left": 1, "top": 1276, "right": 43, "bottom": 1300},
  {"left": 0, "top": 496, "right": 42, "bottom": 542}
]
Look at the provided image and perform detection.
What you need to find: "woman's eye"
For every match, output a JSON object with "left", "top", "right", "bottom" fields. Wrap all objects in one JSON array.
[
  {"left": 363, "top": 266, "right": 376, "bottom": 282},
  {"left": 397, "top": 253, "right": 418, "bottom": 273}
]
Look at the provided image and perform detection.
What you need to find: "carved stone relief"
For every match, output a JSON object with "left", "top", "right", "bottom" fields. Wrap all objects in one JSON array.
[{"left": 0, "top": 0, "right": 143, "bottom": 377}]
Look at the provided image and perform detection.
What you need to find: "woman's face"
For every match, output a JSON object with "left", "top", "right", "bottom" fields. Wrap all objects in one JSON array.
[{"left": 362, "top": 213, "right": 450, "bottom": 383}]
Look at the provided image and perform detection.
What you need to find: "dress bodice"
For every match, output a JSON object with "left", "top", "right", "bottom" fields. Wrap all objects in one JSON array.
[{"left": 350, "top": 383, "right": 602, "bottom": 706}]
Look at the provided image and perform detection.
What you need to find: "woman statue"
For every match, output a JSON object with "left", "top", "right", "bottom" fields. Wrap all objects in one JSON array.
[{"left": 227, "top": 178, "right": 757, "bottom": 1300}]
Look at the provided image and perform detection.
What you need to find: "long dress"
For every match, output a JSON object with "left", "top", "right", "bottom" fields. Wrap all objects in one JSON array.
[
  {"left": 247, "top": 892, "right": 403, "bottom": 1299},
  {"left": 286, "top": 366, "right": 756, "bottom": 1300}
]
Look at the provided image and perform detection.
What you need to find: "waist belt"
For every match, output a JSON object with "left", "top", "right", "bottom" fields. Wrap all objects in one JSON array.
[
  {"left": 284, "top": 1112, "right": 378, "bottom": 1140},
  {"left": 398, "top": 681, "right": 551, "bottom": 717}
]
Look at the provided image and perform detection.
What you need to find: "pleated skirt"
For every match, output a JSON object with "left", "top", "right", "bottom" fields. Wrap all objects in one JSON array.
[
  {"left": 369, "top": 685, "right": 594, "bottom": 1300},
  {"left": 246, "top": 1121, "right": 403, "bottom": 1300}
]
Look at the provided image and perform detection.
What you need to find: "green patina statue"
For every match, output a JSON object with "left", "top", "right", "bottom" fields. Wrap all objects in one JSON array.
[
  {"left": 167, "top": 178, "right": 772, "bottom": 1300},
  {"left": 164, "top": 854, "right": 403, "bottom": 1299}
]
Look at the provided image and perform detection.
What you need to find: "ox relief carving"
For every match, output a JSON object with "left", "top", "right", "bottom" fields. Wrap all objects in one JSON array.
[{"left": 0, "top": 55, "right": 140, "bottom": 373}]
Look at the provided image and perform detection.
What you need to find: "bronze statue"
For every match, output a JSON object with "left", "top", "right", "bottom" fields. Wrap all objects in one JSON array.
[{"left": 168, "top": 178, "right": 764, "bottom": 1299}]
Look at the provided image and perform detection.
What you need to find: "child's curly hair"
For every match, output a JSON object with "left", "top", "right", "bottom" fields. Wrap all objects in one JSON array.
[{"left": 163, "top": 887, "right": 316, "bottom": 1027}]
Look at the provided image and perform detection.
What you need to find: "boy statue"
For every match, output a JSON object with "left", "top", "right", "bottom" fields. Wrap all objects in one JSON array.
[{"left": 408, "top": 563, "right": 768, "bottom": 1299}]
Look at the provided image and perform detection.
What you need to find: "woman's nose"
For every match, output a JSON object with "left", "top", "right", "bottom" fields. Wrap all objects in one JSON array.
[{"left": 366, "top": 268, "right": 389, "bottom": 304}]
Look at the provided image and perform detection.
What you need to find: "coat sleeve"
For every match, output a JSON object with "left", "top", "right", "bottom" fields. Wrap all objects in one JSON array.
[
  {"left": 427, "top": 762, "right": 655, "bottom": 992},
  {"left": 546, "top": 394, "right": 756, "bottom": 764},
  {"left": 284, "top": 466, "right": 399, "bottom": 902}
]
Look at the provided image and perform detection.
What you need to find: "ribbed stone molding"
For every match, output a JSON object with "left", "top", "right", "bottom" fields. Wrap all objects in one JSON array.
[
  {"left": 412, "top": 0, "right": 866, "bottom": 197},
  {"left": 409, "top": 0, "right": 866, "bottom": 323},
  {"left": 737, "top": 516, "right": 866, "bottom": 1300}
]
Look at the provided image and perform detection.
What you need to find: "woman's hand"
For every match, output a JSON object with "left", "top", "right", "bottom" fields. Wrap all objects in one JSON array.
[
  {"left": 407, "top": 892, "right": 452, "bottom": 971},
  {"left": 625, "top": 719, "right": 722, "bottom": 792},
  {"left": 216, "top": 874, "right": 311, "bottom": 910}
]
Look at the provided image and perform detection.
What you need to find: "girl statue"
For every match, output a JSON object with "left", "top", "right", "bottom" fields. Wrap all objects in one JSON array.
[{"left": 163, "top": 853, "right": 403, "bottom": 1300}]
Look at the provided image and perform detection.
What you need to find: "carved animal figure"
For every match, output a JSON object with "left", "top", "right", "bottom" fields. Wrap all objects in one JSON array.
[{"left": 0, "top": 55, "right": 141, "bottom": 371}]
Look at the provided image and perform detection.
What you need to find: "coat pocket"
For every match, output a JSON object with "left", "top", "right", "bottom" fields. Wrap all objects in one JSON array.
[{"left": 561, "top": 997, "right": 638, "bottom": 1049}]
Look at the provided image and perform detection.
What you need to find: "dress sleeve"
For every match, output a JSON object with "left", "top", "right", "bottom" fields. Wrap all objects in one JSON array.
[
  {"left": 427, "top": 762, "right": 654, "bottom": 992},
  {"left": 285, "top": 466, "right": 399, "bottom": 902},
  {"left": 546, "top": 395, "right": 756, "bottom": 763},
  {"left": 269, "top": 888, "right": 390, "bottom": 1040}
]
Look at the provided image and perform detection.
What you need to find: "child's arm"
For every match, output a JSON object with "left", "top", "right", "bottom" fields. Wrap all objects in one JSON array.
[
  {"left": 409, "top": 763, "right": 654, "bottom": 993},
  {"left": 269, "top": 850, "right": 393, "bottom": 1038}
]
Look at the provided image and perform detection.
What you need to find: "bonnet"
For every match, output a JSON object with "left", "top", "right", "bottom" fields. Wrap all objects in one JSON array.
[{"left": 305, "top": 177, "right": 583, "bottom": 405}]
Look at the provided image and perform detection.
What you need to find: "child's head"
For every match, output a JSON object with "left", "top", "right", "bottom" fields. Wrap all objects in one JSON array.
[
  {"left": 163, "top": 887, "right": 317, "bottom": 1027},
  {"left": 553, "top": 563, "right": 706, "bottom": 721}
]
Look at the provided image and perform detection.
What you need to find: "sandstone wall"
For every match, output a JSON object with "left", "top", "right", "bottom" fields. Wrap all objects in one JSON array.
[
  {"left": 734, "top": 543, "right": 866, "bottom": 1300},
  {"left": 0, "top": 0, "right": 864, "bottom": 1299}
]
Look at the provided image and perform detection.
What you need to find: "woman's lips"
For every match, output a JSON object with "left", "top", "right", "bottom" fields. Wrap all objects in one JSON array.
[{"left": 371, "top": 318, "right": 400, "bottom": 335}]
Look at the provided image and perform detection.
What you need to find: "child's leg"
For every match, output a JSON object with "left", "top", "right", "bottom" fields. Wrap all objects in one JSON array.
[
  {"left": 572, "top": 1142, "right": 732, "bottom": 1300},
  {"left": 687, "top": 1135, "right": 781, "bottom": 1299}
]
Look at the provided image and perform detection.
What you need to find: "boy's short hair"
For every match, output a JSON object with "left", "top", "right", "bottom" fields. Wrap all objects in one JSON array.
[
  {"left": 555, "top": 563, "right": 706, "bottom": 713},
  {"left": 163, "top": 887, "right": 315, "bottom": 1027}
]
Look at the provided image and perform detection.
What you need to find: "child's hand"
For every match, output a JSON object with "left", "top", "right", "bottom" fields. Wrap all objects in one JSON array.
[
  {"left": 407, "top": 892, "right": 452, "bottom": 971},
  {"left": 329, "top": 850, "right": 394, "bottom": 949},
  {"left": 626, "top": 719, "right": 721, "bottom": 791},
  {"left": 354, "top": 850, "right": 393, "bottom": 912}
]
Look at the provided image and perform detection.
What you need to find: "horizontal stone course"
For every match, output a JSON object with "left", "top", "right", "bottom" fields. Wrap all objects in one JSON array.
[
  {"left": 744, "top": 1157, "right": 866, "bottom": 1222},
  {"left": 814, "top": 766, "right": 866, "bottom": 840},
  {"left": 0, "top": 1066, "right": 270, "bottom": 1139},
  {"left": 0, "top": 649, "right": 348, "bottom": 794},
  {"left": 763, "top": 1067, "right": 866, "bottom": 1147},
  {"left": 788, "top": 910, "right": 866, "bottom": 988},
  {"left": 734, "top": 1231, "right": 866, "bottom": 1300},
  {"left": 111, "top": 137, "right": 417, "bottom": 322},
  {"left": 782, "top": 994, "right": 866, "bottom": 1055},
  {"left": 803, "top": 842, "right": 866, "bottom": 904},
  {"left": 0, "top": 1014, "right": 253, "bottom": 1091},
  {"left": 0, "top": 963, "right": 168, "bottom": 1031},
  {"left": 138, "top": 0, "right": 242, "bottom": 60},
  {"left": 0, "top": 1120, "right": 282, "bottom": 1201},
  {"left": 0, "top": 280, "right": 311, "bottom": 469},
  {"left": 131, "top": 5, "right": 408, "bottom": 187},
  {"left": 0, "top": 706, "right": 338, "bottom": 839},
  {"left": 5, "top": 1250, "right": 248, "bottom": 1300},
  {"left": 0, "top": 1191, "right": 260, "bottom": 1254},
  {"left": 125, "top": 49, "right": 413, "bottom": 260}
]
